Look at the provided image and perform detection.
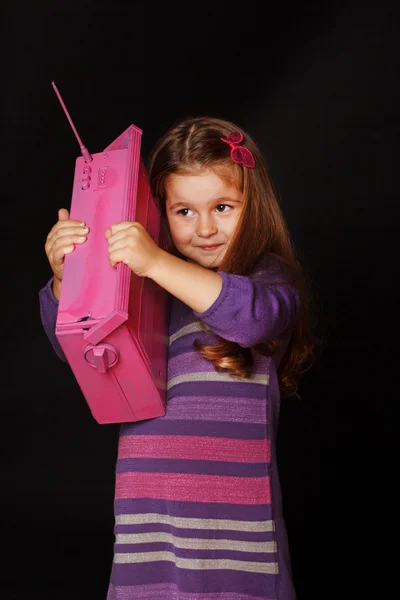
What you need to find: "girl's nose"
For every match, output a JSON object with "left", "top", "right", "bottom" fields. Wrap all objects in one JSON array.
[{"left": 196, "top": 216, "right": 218, "bottom": 237}]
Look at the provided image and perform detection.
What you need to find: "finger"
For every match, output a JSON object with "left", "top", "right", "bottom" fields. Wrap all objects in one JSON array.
[
  {"left": 58, "top": 208, "right": 70, "bottom": 221},
  {"left": 107, "top": 229, "right": 134, "bottom": 246},
  {"left": 49, "top": 233, "right": 87, "bottom": 266},
  {"left": 110, "top": 221, "right": 138, "bottom": 236},
  {"left": 46, "top": 222, "right": 89, "bottom": 246},
  {"left": 53, "top": 233, "right": 88, "bottom": 250},
  {"left": 51, "top": 244, "right": 75, "bottom": 266},
  {"left": 51, "top": 226, "right": 89, "bottom": 239},
  {"left": 107, "top": 238, "right": 132, "bottom": 255},
  {"left": 108, "top": 223, "right": 143, "bottom": 246},
  {"left": 47, "top": 221, "right": 86, "bottom": 245},
  {"left": 108, "top": 248, "right": 130, "bottom": 268},
  {"left": 47, "top": 233, "right": 87, "bottom": 258}
]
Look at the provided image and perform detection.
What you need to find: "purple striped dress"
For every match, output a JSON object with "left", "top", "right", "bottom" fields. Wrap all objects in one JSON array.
[{"left": 39, "top": 255, "right": 299, "bottom": 599}]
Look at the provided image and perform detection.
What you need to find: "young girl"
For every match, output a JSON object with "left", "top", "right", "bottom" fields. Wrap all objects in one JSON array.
[{"left": 40, "top": 117, "right": 315, "bottom": 600}]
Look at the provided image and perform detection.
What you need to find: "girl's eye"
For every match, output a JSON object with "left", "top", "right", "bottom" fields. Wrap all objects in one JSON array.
[
  {"left": 216, "top": 204, "right": 231, "bottom": 213},
  {"left": 178, "top": 208, "right": 192, "bottom": 216}
]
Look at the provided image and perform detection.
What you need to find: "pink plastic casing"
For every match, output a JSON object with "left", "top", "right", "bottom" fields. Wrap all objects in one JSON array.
[{"left": 55, "top": 125, "right": 169, "bottom": 424}]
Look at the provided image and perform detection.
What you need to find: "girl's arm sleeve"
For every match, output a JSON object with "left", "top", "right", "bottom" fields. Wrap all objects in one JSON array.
[
  {"left": 39, "top": 278, "right": 67, "bottom": 362},
  {"left": 193, "top": 268, "right": 300, "bottom": 347}
]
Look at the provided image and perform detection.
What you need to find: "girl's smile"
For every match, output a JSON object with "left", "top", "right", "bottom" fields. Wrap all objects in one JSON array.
[{"left": 197, "top": 244, "right": 224, "bottom": 251}]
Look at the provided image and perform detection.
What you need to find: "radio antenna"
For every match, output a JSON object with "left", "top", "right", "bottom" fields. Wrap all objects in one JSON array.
[{"left": 51, "top": 81, "right": 92, "bottom": 163}]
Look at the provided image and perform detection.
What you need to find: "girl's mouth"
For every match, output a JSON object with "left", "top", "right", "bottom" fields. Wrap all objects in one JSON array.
[{"left": 198, "top": 244, "right": 223, "bottom": 251}]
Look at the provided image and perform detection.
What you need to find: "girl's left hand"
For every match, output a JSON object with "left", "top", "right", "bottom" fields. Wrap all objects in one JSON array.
[{"left": 105, "top": 222, "right": 161, "bottom": 277}]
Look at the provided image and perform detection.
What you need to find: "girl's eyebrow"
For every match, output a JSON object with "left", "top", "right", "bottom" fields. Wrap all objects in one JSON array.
[{"left": 168, "top": 197, "right": 242, "bottom": 210}]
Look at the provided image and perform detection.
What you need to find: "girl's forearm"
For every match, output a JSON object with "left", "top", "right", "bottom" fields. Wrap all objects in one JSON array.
[{"left": 149, "top": 250, "right": 223, "bottom": 313}]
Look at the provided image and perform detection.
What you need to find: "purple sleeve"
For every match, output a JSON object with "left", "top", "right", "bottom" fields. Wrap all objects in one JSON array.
[
  {"left": 193, "top": 258, "right": 300, "bottom": 347},
  {"left": 39, "top": 278, "right": 67, "bottom": 362}
]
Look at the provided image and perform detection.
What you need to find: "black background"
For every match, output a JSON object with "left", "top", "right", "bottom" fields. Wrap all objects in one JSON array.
[{"left": 4, "top": 2, "right": 399, "bottom": 599}]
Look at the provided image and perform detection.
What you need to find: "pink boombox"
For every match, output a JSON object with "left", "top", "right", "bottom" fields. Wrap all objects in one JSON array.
[{"left": 52, "top": 82, "right": 168, "bottom": 424}]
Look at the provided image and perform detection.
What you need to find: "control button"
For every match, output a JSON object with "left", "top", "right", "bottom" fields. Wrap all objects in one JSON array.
[
  {"left": 81, "top": 180, "right": 90, "bottom": 190},
  {"left": 83, "top": 166, "right": 92, "bottom": 174},
  {"left": 84, "top": 343, "right": 119, "bottom": 373},
  {"left": 82, "top": 175, "right": 91, "bottom": 182}
]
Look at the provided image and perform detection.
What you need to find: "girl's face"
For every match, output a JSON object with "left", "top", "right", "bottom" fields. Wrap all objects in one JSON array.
[{"left": 165, "top": 169, "right": 243, "bottom": 269}]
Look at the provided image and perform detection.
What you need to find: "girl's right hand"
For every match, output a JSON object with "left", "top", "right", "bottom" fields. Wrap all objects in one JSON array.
[{"left": 45, "top": 208, "right": 89, "bottom": 295}]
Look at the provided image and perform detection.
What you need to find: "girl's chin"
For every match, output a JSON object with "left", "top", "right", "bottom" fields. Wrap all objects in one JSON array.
[
  {"left": 182, "top": 248, "right": 225, "bottom": 270},
  {"left": 196, "top": 259, "right": 221, "bottom": 271}
]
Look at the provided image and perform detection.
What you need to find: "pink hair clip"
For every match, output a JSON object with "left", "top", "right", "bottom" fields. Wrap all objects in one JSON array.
[{"left": 221, "top": 132, "right": 255, "bottom": 168}]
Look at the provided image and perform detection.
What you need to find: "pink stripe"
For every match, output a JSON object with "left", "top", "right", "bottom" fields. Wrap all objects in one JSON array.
[
  {"left": 115, "top": 472, "right": 271, "bottom": 504},
  {"left": 164, "top": 396, "right": 268, "bottom": 424},
  {"left": 118, "top": 435, "right": 270, "bottom": 463},
  {"left": 107, "top": 583, "right": 273, "bottom": 600}
]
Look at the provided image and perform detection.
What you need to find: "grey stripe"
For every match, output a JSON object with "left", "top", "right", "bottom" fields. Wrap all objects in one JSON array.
[
  {"left": 169, "top": 322, "right": 204, "bottom": 345},
  {"left": 114, "top": 552, "right": 279, "bottom": 574},
  {"left": 116, "top": 513, "right": 275, "bottom": 533},
  {"left": 116, "top": 532, "right": 276, "bottom": 553},
  {"left": 167, "top": 372, "right": 269, "bottom": 390}
]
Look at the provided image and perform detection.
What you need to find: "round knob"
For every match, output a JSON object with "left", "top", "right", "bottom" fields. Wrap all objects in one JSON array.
[
  {"left": 84, "top": 343, "right": 119, "bottom": 373},
  {"left": 83, "top": 166, "right": 92, "bottom": 174},
  {"left": 81, "top": 180, "right": 90, "bottom": 190}
]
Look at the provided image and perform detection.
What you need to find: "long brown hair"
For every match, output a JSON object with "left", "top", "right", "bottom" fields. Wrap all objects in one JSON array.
[{"left": 148, "top": 116, "right": 317, "bottom": 397}]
